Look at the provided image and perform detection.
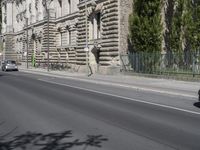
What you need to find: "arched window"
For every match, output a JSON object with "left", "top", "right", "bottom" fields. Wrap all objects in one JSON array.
[
  {"left": 67, "top": 29, "right": 71, "bottom": 45},
  {"left": 96, "top": 12, "right": 101, "bottom": 39},
  {"left": 90, "top": 12, "right": 101, "bottom": 40},
  {"left": 60, "top": 32, "right": 63, "bottom": 46},
  {"left": 68, "top": 0, "right": 71, "bottom": 14}
]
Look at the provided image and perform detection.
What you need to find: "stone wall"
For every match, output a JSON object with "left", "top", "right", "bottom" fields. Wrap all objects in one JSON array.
[
  {"left": 4, "top": 34, "right": 16, "bottom": 60},
  {"left": 119, "top": 0, "right": 133, "bottom": 54},
  {"left": 1, "top": 0, "right": 134, "bottom": 74},
  {"left": 77, "top": 0, "right": 119, "bottom": 73}
]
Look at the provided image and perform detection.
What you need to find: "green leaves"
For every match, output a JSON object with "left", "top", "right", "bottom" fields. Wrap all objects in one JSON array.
[
  {"left": 129, "top": 0, "right": 162, "bottom": 52},
  {"left": 129, "top": 0, "right": 200, "bottom": 53},
  {"left": 167, "top": 0, "right": 200, "bottom": 52},
  {"left": 187, "top": 2, "right": 200, "bottom": 50},
  {"left": 0, "top": 1, "right": 1, "bottom": 33}
]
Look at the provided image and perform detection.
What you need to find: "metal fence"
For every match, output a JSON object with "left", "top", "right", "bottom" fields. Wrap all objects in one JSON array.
[{"left": 120, "top": 51, "right": 200, "bottom": 77}]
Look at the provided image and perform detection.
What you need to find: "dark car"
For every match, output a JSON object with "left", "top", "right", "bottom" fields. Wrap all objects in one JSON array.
[{"left": 1, "top": 60, "right": 18, "bottom": 71}]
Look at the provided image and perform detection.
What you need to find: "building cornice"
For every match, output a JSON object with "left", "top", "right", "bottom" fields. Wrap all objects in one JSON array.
[
  {"left": 1, "top": 32, "right": 15, "bottom": 36},
  {"left": 78, "top": 0, "right": 106, "bottom": 8},
  {"left": 13, "top": 11, "right": 79, "bottom": 34},
  {"left": 14, "top": 30, "right": 24, "bottom": 36},
  {"left": 1, "top": 0, "right": 15, "bottom": 5},
  {"left": 55, "top": 12, "right": 79, "bottom": 23}
]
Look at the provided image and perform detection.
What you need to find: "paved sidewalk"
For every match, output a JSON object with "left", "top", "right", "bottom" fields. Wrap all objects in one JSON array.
[{"left": 18, "top": 65, "right": 200, "bottom": 100}]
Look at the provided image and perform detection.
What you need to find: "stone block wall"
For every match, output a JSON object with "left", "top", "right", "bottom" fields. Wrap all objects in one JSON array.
[
  {"left": 119, "top": 0, "right": 133, "bottom": 54},
  {"left": 4, "top": 34, "right": 16, "bottom": 60},
  {"left": 1, "top": 0, "right": 135, "bottom": 74},
  {"left": 77, "top": 0, "right": 120, "bottom": 73}
]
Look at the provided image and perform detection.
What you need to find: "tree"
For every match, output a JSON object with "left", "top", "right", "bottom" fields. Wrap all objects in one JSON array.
[
  {"left": 167, "top": 0, "right": 200, "bottom": 53},
  {"left": 129, "top": 0, "right": 162, "bottom": 52},
  {"left": 0, "top": 0, "right": 2, "bottom": 53},
  {"left": 184, "top": 0, "right": 200, "bottom": 52},
  {"left": 0, "top": 0, "right": 2, "bottom": 34},
  {"left": 168, "top": 0, "right": 185, "bottom": 52}
]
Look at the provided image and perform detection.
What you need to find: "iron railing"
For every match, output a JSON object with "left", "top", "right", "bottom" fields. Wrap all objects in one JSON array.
[{"left": 120, "top": 51, "right": 200, "bottom": 77}]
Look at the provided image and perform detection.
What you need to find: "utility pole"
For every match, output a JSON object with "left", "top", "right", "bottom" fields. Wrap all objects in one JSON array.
[
  {"left": 43, "top": 0, "right": 51, "bottom": 72},
  {"left": 85, "top": 0, "right": 89, "bottom": 76},
  {"left": 26, "top": 18, "right": 29, "bottom": 69}
]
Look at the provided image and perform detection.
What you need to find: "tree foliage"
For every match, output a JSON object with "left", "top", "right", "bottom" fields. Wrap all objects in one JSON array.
[
  {"left": 129, "top": 0, "right": 200, "bottom": 53},
  {"left": 129, "top": 0, "right": 162, "bottom": 52},
  {"left": 0, "top": 0, "right": 2, "bottom": 33},
  {"left": 168, "top": 0, "right": 185, "bottom": 52},
  {"left": 183, "top": 0, "right": 200, "bottom": 51},
  {"left": 169, "top": 0, "right": 200, "bottom": 52}
]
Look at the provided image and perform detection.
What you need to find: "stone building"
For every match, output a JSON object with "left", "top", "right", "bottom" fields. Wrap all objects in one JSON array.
[{"left": 1, "top": 0, "right": 133, "bottom": 74}]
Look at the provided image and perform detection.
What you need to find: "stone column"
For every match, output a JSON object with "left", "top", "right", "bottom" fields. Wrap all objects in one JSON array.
[
  {"left": 38, "top": 0, "right": 44, "bottom": 20},
  {"left": 119, "top": 0, "right": 133, "bottom": 72},
  {"left": 32, "top": 0, "right": 36, "bottom": 23},
  {"left": 6, "top": 1, "right": 13, "bottom": 32},
  {"left": 1, "top": 4, "right": 6, "bottom": 33}
]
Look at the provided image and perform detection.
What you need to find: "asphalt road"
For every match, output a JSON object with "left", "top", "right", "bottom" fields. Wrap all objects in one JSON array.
[{"left": 0, "top": 71, "right": 200, "bottom": 150}]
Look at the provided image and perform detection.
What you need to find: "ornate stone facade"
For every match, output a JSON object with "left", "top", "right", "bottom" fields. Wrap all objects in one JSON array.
[{"left": 1, "top": 0, "right": 133, "bottom": 74}]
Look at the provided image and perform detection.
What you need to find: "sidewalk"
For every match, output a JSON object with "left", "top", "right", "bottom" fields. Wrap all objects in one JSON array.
[{"left": 18, "top": 64, "right": 200, "bottom": 100}]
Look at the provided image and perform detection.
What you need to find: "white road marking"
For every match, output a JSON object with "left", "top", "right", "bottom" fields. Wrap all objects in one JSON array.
[
  {"left": 39, "top": 79, "right": 200, "bottom": 115},
  {"left": 21, "top": 69, "right": 197, "bottom": 99}
]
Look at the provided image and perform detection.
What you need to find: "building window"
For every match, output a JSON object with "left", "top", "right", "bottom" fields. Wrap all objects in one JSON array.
[
  {"left": 60, "top": 0, "right": 62, "bottom": 16},
  {"left": 67, "top": 29, "right": 71, "bottom": 45},
  {"left": 60, "top": 32, "right": 63, "bottom": 46},
  {"left": 90, "top": 12, "right": 101, "bottom": 40},
  {"left": 68, "top": 0, "right": 71, "bottom": 14},
  {"left": 56, "top": 32, "right": 62, "bottom": 46},
  {"left": 89, "top": 19, "right": 94, "bottom": 40},
  {"left": 69, "top": 30, "right": 71, "bottom": 45},
  {"left": 96, "top": 12, "right": 101, "bottom": 39}
]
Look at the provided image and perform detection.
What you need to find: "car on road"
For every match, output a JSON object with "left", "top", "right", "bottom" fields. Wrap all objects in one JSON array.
[{"left": 1, "top": 60, "right": 18, "bottom": 71}]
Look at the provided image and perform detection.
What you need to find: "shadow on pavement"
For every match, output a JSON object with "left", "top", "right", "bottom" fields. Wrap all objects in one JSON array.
[
  {"left": 0, "top": 130, "right": 108, "bottom": 150},
  {"left": 193, "top": 102, "right": 200, "bottom": 109}
]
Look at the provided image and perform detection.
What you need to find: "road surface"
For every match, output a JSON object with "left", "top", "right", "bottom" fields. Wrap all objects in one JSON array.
[{"left": 0, "top": 71, "right": 200, "bottom": 150}]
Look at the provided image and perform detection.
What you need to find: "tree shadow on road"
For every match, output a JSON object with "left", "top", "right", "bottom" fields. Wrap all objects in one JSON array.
[
  {"left": 193, "top": 102, "right": 200, "bottom": 109},
  {"left": 0, "top": 130, "right": 108, "bottom": 150}
]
